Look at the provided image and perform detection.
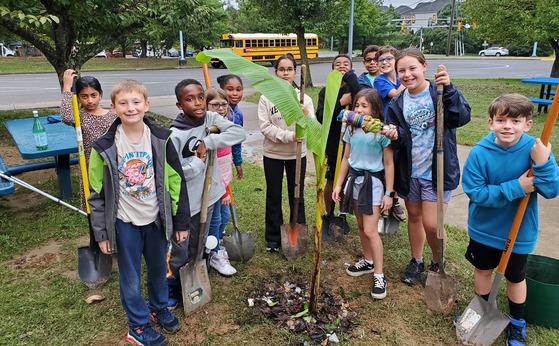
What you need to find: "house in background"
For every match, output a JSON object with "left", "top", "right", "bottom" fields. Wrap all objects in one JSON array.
[{"left": 394, "top": 0, "right": 452, "bottom": 32}]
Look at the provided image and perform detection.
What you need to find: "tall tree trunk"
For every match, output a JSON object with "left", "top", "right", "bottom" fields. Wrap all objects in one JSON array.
[{"left": 295, "top": 26, "right": 313, "bottom": 87}]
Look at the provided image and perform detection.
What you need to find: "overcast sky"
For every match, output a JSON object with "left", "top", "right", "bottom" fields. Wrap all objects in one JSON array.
[{"left": 381, "top": 0, "right": 426, "bottom": 8}]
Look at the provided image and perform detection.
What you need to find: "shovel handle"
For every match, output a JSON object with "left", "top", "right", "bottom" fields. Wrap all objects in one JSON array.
[
  {"left": 496, "top": 87, "right": 559, "bottom": 274},
  {"left": 291, "top": 141, "right": 303, "bottom": 228},
  {"left": 202, "top": 63, "right": 211, "bottom": 89},
  {"left": 435, "top": 66, "right": 445, "bottom": 262},
  {"left": 300, "top": 64, "right": 306, "bottom": 104}
]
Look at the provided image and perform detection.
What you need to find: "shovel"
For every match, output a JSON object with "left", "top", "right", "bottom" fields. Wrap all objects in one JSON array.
[
  {"left": 425, "top": 66, "right": 458, "bottom": 315},
  {"left": 180, "top": 147, "right": 215, "bottom": 316},
  {"left": 455, "top": 91, "right": 559, "bottom": 345},
  {"left": 221, "top": 185, "right": 256, "bottom": 262},
  {"left": 71, "top": 80, "right": 112, "bottom": 289},
  {"left": 280, "top": 65, "right": 308, "bottom": 260},
  {"left": 322, "top": 105, "right": 349, "bottom": 242},
  {"left": 280, "top": 140, "right": 308, "bottom": 260}
]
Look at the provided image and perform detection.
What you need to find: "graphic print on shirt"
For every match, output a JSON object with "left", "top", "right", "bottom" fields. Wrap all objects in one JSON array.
[
  {"left": 403, "top": 88, "right": 435, "bottom": 180},
  {"left": 119, "top": 151, "right": 155, "bottom": 200}
]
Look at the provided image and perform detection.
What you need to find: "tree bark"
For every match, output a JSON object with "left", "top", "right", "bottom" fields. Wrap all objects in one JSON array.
[
  {"left": 295, "top": 26, "right": 313, "bottom": 87},
  {"left": 550, "top": 39, "right": 559, "bottom": 78}
]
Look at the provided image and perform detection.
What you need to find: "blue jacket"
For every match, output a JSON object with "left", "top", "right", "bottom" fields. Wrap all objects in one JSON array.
[
  {"left": 462, "top": 132, "right": 559, "bottom": 254},
  {"left": 387, "top": 81, "right": 471, "bottom": 197},
  {"left": 230, "top": 105, "right": 244, "bottom": 166},
  {"left": 357, "top": 72, "right": 374, "bottom": 90}
]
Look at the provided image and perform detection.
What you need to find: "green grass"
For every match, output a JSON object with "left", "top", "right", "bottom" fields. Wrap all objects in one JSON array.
[
  {"left": 0, "top": 56, "right": 200, "bottom": 74},
  {"left": 1, "top": 78, "right": 558, "bottom": 344}
]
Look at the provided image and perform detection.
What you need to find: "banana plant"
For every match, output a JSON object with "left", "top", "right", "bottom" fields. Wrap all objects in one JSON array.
[{"left": 196, "top": 49, "right": 343, "bottom": 314}]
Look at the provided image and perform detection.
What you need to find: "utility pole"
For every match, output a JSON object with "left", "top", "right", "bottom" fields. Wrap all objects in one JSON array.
[
  {"left": 348, "top": 0, "right": 354, "bottom": 59},
  {"left": 446, "top": 0, "right": 456, "bottom": 57}
]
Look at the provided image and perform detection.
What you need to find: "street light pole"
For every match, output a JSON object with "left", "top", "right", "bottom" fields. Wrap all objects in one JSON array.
[
  {"left": 446, "top": 0, "right": 456, "bottom": 57},
  {"left": 348, "top": 0, "right": 354, "bottom": 59}
]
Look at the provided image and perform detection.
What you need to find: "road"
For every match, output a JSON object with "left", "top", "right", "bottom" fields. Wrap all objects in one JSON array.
[{"left": 0, "top": 58, "right": 553, "bottom": 110}]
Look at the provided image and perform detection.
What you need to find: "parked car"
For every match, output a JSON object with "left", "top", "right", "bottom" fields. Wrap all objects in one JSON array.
[
  {"left": 478, "top": 47, "right": 509, "bottom": 57},
  {"left": 0, "top": 44, "right": 16, "bottom": 57},
  {"left": 185, "top": 49, "right": 194, "bottom": 57},
  {"left": 167, "top": 48, "right": 179, "bottom": 57},
  {"left": 112, "top": 49, "right": 124, "bottom": 58},
  {"left": 95, "top": 50, "right": 107, "bottom": 58}
]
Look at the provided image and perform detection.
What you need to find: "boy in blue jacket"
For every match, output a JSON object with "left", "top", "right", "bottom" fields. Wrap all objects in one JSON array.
[{"left": 462, "top": 93, "right": 559, "bottom": 346}]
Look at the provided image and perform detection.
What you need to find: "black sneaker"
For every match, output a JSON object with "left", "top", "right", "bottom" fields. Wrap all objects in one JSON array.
[
  {"left": 150, "top": 308, "right": 181, "bottom": 333},
  {"left": 401, "top": 258, "right": 425, "bottom": 285},
  {"left": 346, "top": 259, "right": 374, "bottom": 277},
  {"left": 127, "top": 324, "right": 167, "bottom": 346},
  {"left": 371, "top": 275, "right": 387, "bottom": 300},
  {"left": 428, "top": 261, "right": 440, "bottom": 273},
  {"left": 266, "top": 241, "right": 280, "bottom": 252}
]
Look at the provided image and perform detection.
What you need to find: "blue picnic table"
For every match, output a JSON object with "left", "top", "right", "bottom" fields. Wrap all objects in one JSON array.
[
  {"left": 3, "top": 116, "right": 78, "bottom": 199},
  {"left": 520, "top": 77, "right": 559, "bottom": 113}
]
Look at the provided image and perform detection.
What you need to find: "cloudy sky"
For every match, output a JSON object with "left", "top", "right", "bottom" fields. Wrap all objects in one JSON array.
[{"left": 382, "top": 0, "right": 425, "bottom": 8}]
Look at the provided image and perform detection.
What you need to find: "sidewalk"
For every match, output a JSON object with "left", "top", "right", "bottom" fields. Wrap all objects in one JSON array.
[{"left": 197, "top": 99, "right": 557, "bottom": 259}]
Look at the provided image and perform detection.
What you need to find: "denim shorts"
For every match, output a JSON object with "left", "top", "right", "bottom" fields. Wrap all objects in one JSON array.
[
  {"left": 403, "top": 178, "right": 452, "bottom": 203},
  {"left": 345, "top": 175, "right": 384, "bottom": 206}
]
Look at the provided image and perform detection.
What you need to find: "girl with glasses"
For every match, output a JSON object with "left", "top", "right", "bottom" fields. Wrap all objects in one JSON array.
[{"left": 257, "top": 54, "right": 315, "bottom": 252}]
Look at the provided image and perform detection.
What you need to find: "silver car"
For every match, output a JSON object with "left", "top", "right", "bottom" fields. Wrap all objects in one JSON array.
[{"left": 478, "top": 47, "right": 509, "bottom": 57}]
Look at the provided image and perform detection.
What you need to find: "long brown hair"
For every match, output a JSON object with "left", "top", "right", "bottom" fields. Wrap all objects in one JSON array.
[{"left": 353, "top": 88, "right": 384, "bottom": 122}]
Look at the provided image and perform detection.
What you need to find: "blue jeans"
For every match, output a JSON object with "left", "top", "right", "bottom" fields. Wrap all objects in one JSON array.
[
  {"left": 208, "top": 201, "right": 222, "bottom": 251},
  {"left": 115, "top": 219, "right": 168, "bottom": 329}
]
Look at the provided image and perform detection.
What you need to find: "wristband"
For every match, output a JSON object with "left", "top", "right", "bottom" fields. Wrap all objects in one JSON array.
[{"left": 385, "top": 191, "right": 395, "bottom": 198}]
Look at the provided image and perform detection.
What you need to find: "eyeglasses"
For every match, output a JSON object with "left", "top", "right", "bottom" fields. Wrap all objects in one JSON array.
[
  {"left": 364, "top": 58, "right": 377, "bottom": 63},
  {"left": 377, "top": 56, "right": 395, "bottom": 64},
  {"left": 208, "top": 102, "right": 228, "bottom": 110},
  {"left": 278, "top": 67, "right": 295, "bottom": 73}
]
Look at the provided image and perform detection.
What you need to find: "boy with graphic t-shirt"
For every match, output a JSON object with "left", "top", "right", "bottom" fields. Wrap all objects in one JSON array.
[{"left": 88, "top": 80, "right": 190, "bottom": 346}]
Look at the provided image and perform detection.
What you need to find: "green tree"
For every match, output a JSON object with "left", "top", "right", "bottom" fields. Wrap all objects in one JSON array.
[
  {"left": 465, "top": 0, "right": 559, "bottom": 76},
  {"left": 0, "top": 0, "right": 199, "bottom": 84},
  {"left": 250, "top": 0, "right": 333, "bottom": 87}
]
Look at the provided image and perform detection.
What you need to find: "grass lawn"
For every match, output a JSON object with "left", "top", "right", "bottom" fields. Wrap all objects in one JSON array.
[{"left": 0, "top": 78, "right": 558, "bottom": 344}]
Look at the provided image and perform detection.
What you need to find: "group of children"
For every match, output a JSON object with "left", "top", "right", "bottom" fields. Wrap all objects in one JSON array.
[
  {"left": 62, "top": 43, "right": 558, "bottom": 346},
  {"left": 62, "top": 71, "right": 246, "bottom": 345}
]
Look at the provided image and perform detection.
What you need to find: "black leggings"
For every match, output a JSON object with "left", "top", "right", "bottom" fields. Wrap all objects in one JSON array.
[{"left": 263, "top": 156, "right": 306, "bottom": 244}]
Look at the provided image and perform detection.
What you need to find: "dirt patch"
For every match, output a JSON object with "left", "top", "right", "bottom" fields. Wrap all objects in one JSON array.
[{"left": 6, "top": 240, "right": 62, "bottom": 270}]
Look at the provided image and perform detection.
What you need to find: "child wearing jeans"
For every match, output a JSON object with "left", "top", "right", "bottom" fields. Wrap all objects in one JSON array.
[
  {"left": 462, "top": 94, "right": 559, "bottom": 346},
  {"left": 88, "top": 80, "right": 190, "bottom": 346}
]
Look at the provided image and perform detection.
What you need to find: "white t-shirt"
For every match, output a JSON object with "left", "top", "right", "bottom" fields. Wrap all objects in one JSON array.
[{"left": 115, "top": 124, "right": 159, "bottom": 226}]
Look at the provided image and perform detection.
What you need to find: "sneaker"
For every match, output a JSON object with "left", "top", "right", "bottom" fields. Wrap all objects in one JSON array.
[
  {"left": 127, "top": 324, "right": 167, "bottom": 346},
  {"left": 346, "top": 258, "right": 374, "bottom": 277},
  {"left": 209, "top": 249, "right": 237, "bottom": 276},
  {"left": 150, "top": 308, "right": 181, "bottom": 333},
  {"left": 506, "top": 317, "right": 527, "bottom": 346},
  {"left": 371, "top": 275, "right": 387, "bottom": 300},
  {"left": 266, "top": 241, "right": 280, "bottom": 252},
  {"left": 401, "top": 258, "right": 425, "bottom": 285},
  {"left": 167, "top": 280, "right": 181, "bottom": 310},
  {"left": 428, "top": 261, "right": 440, "bottom": 273},
  {"left": 391, "top": 201, "right": 407, "bottom": 222}
]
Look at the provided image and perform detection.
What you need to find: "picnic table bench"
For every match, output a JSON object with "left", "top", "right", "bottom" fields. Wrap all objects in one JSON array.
[
  {"left": 0, "top": 154, "right": 15, "bottom": 196},
  {"left": 3, "top": 115, "right": 79, "bottom": 199},
  {"left": 521, "top": 77, "right": 559, "bottom": 113}
]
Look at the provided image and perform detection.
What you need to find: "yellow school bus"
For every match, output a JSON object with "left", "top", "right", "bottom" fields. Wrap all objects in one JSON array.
[{"left": 210, "top": 33, "right": 319, "bottom": 68}]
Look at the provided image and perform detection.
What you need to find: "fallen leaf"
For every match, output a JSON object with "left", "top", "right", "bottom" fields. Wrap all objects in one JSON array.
[{"left": 85, "top": 294, "right": 105, "bottom": 304}]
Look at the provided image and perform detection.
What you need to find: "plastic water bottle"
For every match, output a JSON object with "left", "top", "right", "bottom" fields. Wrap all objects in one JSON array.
[{"left": 32, "top": 110, "right": 48, "bottom": 150}]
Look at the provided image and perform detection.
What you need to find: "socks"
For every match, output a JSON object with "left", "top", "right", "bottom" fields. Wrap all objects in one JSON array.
[
  {"left": 415, "top": 257, "right": 423, "bottom": 264},
  {"left": 374, "top": 273, "right": 384, "bottom": 280},
  {"left": 365, "top": 259, "right": 374, "bottom": 265},
  {"left": 509, "top": 298, "right": 525, "bottom": 320}
]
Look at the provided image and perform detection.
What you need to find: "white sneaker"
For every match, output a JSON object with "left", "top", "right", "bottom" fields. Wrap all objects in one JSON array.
[{"left": 209, "top": 249, "right": 237, "bottom": 276}]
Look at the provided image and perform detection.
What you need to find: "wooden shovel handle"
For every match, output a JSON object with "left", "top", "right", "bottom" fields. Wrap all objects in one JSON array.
[
  {"left": 497, "top": 89, "right": 559, "bottom": 274},
  {"left": 435, "top": 66, "right": 445, "bottom": 243},
  {"left": 202, "top": 63, "right": 211, "bottom": 89},
  {"left": 300, "top": 64, "right": 306, "bottom": 104}
]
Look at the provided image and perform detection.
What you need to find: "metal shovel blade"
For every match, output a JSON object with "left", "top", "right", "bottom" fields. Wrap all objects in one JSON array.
[
  {"left": 180, "top": 259, "right": 212, "bottom": 316},
  {"left": 425, "top": 270, "right": 459, "bottom": 315},
  {"left": 455, "top": 294, "right": 510, "bottom": 345},
  {"left": 77, "top": 245, "right": 112, "bottom": 289},
  {"left": 222, "top": 229, "right": 256, "bottom": 263},
  {"left": 221, "top": 203, "right": 256, "bottom": 263},
  {"left": 280, "top": 222, "right": 308, "bottom": 260},
  {"left": 383, "top": 213, "right": 400, "bottom": 235}
]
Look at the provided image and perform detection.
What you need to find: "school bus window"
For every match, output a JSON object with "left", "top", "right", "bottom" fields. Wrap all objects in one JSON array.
[
  {"left": 280, "top": 39, "right": 285, "bottom": 47},
  {"left": 291, "top": 39, "right": 296, "bottom": 46},
  {"left": 252, "top": 39, "right": 257, "bottom": 47},
  {"left": 269, "top": 40, "right": 275, "bottom": 47},
  {"left": 220, "top": 39, "right": 233, "bottom": 48},
  {"left": 235, "top": 40, "right": 243, "bottom": 48},
  {"left": 263, "top": 40, "right": 269, "bottom": 47}
]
